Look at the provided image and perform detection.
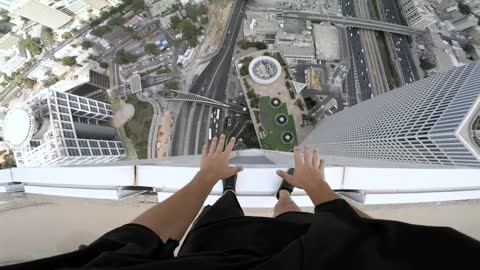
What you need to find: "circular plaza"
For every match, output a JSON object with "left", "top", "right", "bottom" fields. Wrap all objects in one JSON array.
[{"left": 248, "top": 56, "right": 282, "bottom": 85}]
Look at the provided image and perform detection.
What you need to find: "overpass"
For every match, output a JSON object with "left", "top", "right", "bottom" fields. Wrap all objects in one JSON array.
[
  {"left": 156, "top": 90, "right": 230, "bottom": 108},
  {"left": 251, "top": 8, "right": 425, "bottom": 36}
]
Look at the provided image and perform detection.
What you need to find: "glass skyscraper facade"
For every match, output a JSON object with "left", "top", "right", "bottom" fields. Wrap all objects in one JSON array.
[{"left": 303, "top": 61, "right": 480, "bottom": 168}]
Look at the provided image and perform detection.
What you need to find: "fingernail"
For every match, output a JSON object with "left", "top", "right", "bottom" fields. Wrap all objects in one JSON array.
[
  {"left": 221, "top": 134, "right": 225, "bottom": 138},
  {"left": 276, "top": 170, "right": 282, "bottom": 174},
  {"left": 230, "top": 137, "right": 235, "bottom": 141}
]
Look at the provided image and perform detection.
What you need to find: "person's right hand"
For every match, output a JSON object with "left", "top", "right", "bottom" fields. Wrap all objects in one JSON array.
[{"left": 276, "top": 146, "right": 337, "bottom": 205}]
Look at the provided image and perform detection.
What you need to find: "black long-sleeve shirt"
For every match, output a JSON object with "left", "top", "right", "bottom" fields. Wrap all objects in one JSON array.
[{"left": 1, "top": 199, "right": 479, "bottom": 269}]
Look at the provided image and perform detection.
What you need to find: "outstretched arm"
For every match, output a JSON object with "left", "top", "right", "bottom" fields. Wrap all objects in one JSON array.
[{"left": 132, "top": 135, "right": 242, "bottom": 242}]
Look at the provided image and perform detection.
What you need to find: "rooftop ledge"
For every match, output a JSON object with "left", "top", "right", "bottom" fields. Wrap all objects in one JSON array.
[{"left": 1, "top": 150, "right": 480, "bottom": 206}]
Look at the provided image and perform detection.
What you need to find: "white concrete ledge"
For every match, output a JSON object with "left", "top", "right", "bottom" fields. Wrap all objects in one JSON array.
[{"left": 1, "top": 165, "right": 480, "bottom": 205}]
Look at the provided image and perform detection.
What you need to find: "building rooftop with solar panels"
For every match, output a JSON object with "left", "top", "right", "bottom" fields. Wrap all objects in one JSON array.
[{"left": 3, "top": 89, "right": 125, "bottom": 167}]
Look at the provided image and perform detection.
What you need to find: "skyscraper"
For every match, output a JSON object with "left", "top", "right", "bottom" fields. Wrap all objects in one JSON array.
[
  {"left": 302, "top": 61, "right": 480, "bottom": 168},
  {"left": 3, "top": 89, "right": 125, "bottom": 167}
]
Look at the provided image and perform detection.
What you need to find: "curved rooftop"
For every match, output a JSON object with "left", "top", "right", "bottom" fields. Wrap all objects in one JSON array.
[
  {"left": 248, "top": 56, "right": 282, "bottom": 84},
  {"left": 3, "top": 107, "right": 36, "bottom": 149}
]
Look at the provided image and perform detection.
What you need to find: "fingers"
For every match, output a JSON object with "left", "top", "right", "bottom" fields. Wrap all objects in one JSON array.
[
  {"left": 209, "top": 137, "right": 218, "bottom": 154},
  {"left": 304, "top": 146, "right": 312, "bottom": 166},
  {"left": 225, "top": 137, "right": 236, "bottom": 154},
  {"left": 276, "top": 170, "right": 293, "bottom": 183},
  {"left": 215, "top": 135, "right": 226, "bottom": 154},
  {"left": 293, "top": 146, "right": 303, "bottom": 166},
  {"left": 313, "top": 149, "right": 320, "bottom": 168},
  {"left": 201, "top": 144, "right": 207, "bottom": 157},
  {"left": 319, "top": 159, "right": 325, "bottom": 171}
]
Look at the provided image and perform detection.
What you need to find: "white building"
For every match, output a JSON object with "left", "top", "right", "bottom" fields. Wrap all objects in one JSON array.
[
  {"left": 302, "top": 62, "right": 480, "bottom": 168},
  {"left": 399, "top": 0, "right": 438, "bottom": 30},
  {"left": 14, "top": 0, "right": 72, "bottom": 29},
  {"left": 243, "top": 11, "right": 283, "bottom": 43},
  {"left": 452, "top": 15, "right": 479, "bottom": 31},
  {"left": 0, "top": 34, "right": 30, "bottom": 76},
  {"left": 3, "top": 89, "right": 125, "bottom": 167},
  {"left": 274, "top": 31, "right": 316, "bottom": 65}
]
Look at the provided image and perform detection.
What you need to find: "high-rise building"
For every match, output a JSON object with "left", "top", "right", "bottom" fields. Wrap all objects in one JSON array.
[
  {"left": 2, "top": 89, "right": 125, "bottom": 167},
  {"left": 14, "top": 0, "right": 72, "bottom": 29},
  {"left": 49, "top": 69, "right": 111, "bottom": 102},
  {"left": 399, "top": 0, "right": 438, "bottom": 30},
  {"left": 302, "top": 61, "right": 480, "bottom": 168}
]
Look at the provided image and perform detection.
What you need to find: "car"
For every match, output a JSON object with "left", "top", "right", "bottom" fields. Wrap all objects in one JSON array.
[{"left": 242, "top": 107, "right": 247, "bottom": 112}]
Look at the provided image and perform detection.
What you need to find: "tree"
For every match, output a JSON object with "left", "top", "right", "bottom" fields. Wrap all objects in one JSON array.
[
  {"left": 43, "top": 27, "right": 55, "bottom": 45},
  {"left": 100, "top": 62, "right": 109, "bottom": 68},
  {"left": 170, "top": 15, "right": 181, "bottom": 29},
  {"left": 200, "top": 16, "right": 208, "bottom": 25},
  {"left": 107, "top": 15, "right": 125, "bottom": 26},
  {"left": 62, "top": 56, "right": 77, "bottom": 66},
  {"left": 178, "top": 20, "right": 199, "bottom": 47},
  {"left": 62, "top": 31, "right": 73, "bottom": 39},
  {"left": 25, "top": 78, "right": 35, "bottom": 89},
  {"left": 458, "top": 2, "right": 472, "bottom": 15},
  {"left": 0, "top": 8, "right": 10, "bottom": 22},
  {"left": 186, "top": 5, "right": 201, "bottom": 21},
  {"left": 20, "top": 38, "right": 42, "bottom": 55},
  {"left": 81, "top": 40, "right": 92, "bottom": 49},
  {"left": 145, "top": 43, "right": 161, "bottom": 56},
  {"left": 115, "top": 49, "right": 137, "bottom": 64},
  {"left": 91, "top": 25, "right": 111, "bottom": 37},
  {"left": 165, "top": 80, "right": 178, "bottom": 90},
  {"left": 132, "top": 0, "right": 145, "bottom": 14}
]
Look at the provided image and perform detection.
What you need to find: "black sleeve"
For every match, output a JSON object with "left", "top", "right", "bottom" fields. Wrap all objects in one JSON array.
[
  {"left": 0, "top": 224, "right": 179, "bottom": 270},
  {"left": 306, "top": 199, "right": 480, "bottom": 269},
  {"left": 314, "top": 199, "right": 360, "bottom": 223}
]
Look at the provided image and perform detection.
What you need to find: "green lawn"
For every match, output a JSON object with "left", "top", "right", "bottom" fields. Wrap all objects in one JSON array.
[
  {"left": 258, "top": 96, "right": 298, "bottom": 152},
  {"left": 124, "top": 96, "right": 153, "bottom": 159}
]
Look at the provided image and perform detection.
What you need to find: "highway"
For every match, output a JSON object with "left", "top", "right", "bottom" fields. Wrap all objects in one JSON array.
[
  {"left": 342, "top": 0, "right": 373, "bottom": 102},
  {"left": 171, "top": 0, "right": 247, "bottom": 156},
  {"left": 355, "top": 0, "right": 390, "bottom": 96},
  {"left": 251, "top": 8, "right": 424, "bottom": 36},
  {"left": 380, "top": 0, "right": 419, "bottom": 84}
]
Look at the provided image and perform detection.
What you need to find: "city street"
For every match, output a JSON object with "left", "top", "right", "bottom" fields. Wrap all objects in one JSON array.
[{"left": 170, "top": 0, "right": 247, "bottom": 156}]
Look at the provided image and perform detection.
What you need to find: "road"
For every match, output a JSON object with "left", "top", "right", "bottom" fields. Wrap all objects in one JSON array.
[
  {"left": 0, "top": 25, "right": 92, "bottom": 102},
  {"left": 342, "top": 0, "right": 373, "bottom": 102},
  {"left": 171, "top": 0, "right": 247, "bottom": 156},
  {"left": 250, "top": 7, "right": 424, "bottom": 36},
  {"left": 355, "top": 0, "right": 390, "bottom": 96},
  {"left": 380, "top": 0, "right": 419, "bottom": 85}
]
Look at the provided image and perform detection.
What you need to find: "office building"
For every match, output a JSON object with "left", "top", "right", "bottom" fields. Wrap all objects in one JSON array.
[
  {"left": 49, "top": 69, "right": 111, "bottom": 101},
  {"left": 2, "top": 89, "right": 125, "bottom": 167},
  {"left": 274, "top": 31, "right": 316, "bottom": 65},
  {"left": 399, "top": 0, "right": 438, "bottom": 30},
  {"left": 302, "top": 62, "right": 480, "bottom": 168},
  {"left": 243, "top": 11, "right": 283, "bottom": 43},
  {"left": 14, "top": 0, "right": 72, "bottom": 29}
]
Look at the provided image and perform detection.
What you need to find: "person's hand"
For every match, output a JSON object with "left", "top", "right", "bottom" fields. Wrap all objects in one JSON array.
[
  {"left": 276, "top": 146, "right": 337, "bottom": 205},
  {"left": 198, "top": 135, "right": 243, "bottom": 185}
]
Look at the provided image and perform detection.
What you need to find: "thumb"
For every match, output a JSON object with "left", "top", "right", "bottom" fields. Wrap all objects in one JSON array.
[
  {"left": 230, "top": 166, "right": 243, "bottom": 174},
  {"left": 276, "top": 170, "right": 293, "bottom": 182}
]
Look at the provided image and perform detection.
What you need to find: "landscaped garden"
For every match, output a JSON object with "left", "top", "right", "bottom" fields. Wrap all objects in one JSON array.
[{"left": 258, "top": 96, "right": 298, "bottom": 151}]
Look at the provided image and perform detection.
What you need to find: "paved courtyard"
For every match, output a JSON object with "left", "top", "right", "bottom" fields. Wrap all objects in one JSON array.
[{"left": 242, "top": 51, "right": 313, "bottom": 145}]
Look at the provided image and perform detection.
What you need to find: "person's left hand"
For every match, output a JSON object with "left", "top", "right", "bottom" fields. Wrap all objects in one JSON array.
[{"left": 198, "top": 134, "right": 243, "bottom": 185}]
